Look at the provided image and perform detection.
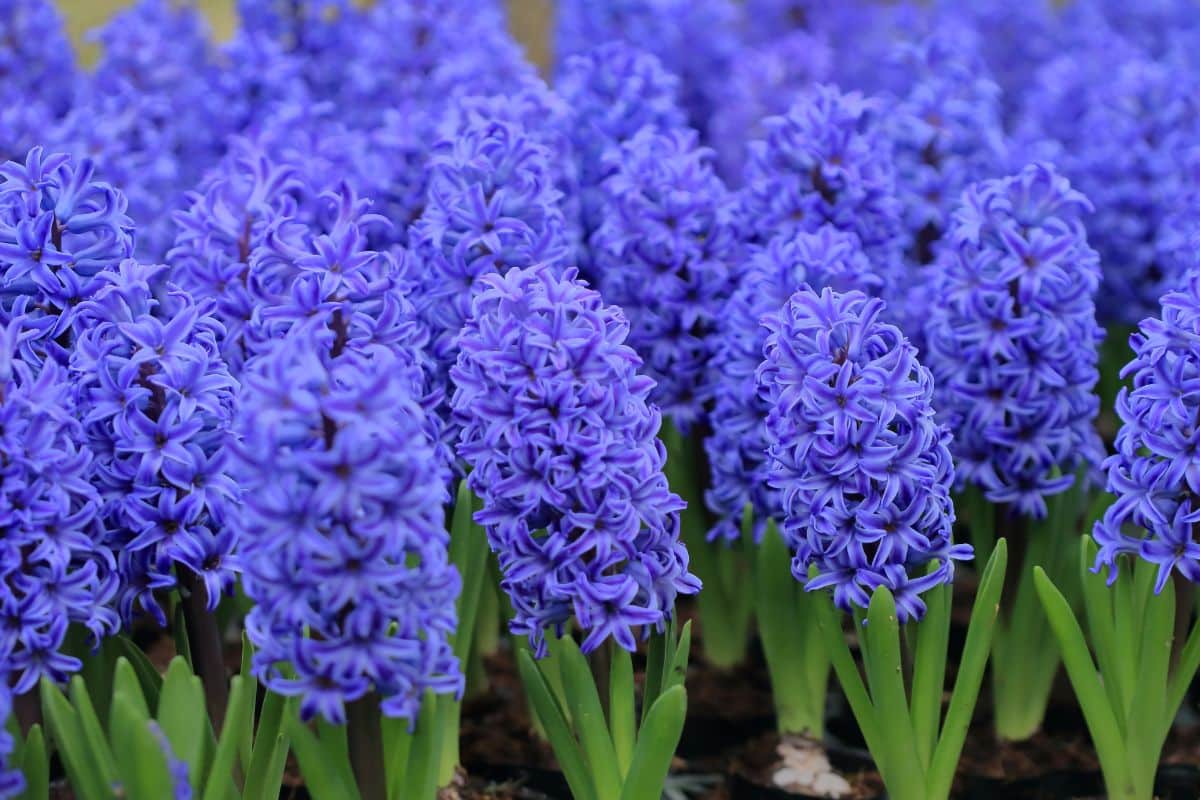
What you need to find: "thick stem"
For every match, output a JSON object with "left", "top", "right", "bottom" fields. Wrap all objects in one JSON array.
[
  {"left": 348, "top": 695, "right": 387, "bottom": 800},
  {"left": 178, "top": 567, "right": 229, "bottom": 732}
]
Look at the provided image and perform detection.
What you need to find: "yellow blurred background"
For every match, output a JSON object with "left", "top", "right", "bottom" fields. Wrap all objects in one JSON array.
[{"left": 55, "top": 0, "right": 552, "bottom": 67}]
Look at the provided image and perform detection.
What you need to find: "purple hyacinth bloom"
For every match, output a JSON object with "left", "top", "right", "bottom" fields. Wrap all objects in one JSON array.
[
  {"left": 234, "top": 328, "right": 460, "bottom": 724},
  {"left": 924, "top": 163, "right": 1104, "bottom": 518},
  {"left": 71, "top": 262, "right": 238, "bottom": 624},
  {"left": 0, "top": 317, "right": 119, "bottom": 694},
  {"left": 0, "top": 147, "right": 135, "bottom": 361},
  {"left": 708, "top": 30, "right": 833, "bottom": 182},
  {"left": 556, "top": 42, "right": 686, "bottom": 248},
  {"left": 759, "top": 287, "right": 969, "bottom": 621},
  {"left": 1093, "top": 270, "right": 1200, "bottom": 589},
  {"left": 554, "top": 0, "right": 739, "bottom": 131},
  {"left": 450, "top": 266, "right": 700, "bottom": 656},
  {"left": 883, "top": 28, "right": 1006, "bottom": 263},
  {"left": 591, "top": 126, "right": 738, "bottom": 428},
  {"left": 0, "top": 0, "right": 76, "bottom": 161},
  {"left": 236, "top": 0, "right": 363, "bottom": 101},
  {"left": 411, "top": 115, "right": 568, "bottom": 369},
  {"left": 705, "top": 226, "right": 881, "bottom": 543},
  {"left": 740, "top": 86, "right": 903, "bottom": 273},
  {"left": 52, "top": 0, "right": 230, "bottom": 259},
  {"left": 1019, "top": 35, "right": 1200, "bottom": 324}
]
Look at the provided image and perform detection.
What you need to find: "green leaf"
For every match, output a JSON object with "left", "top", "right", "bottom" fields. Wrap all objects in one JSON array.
[
  {"left": 815, "top": 593, "right": 884, "bottom": 763},
  {"left": 201, "top": 675, "right": 251, "bottom": 800},
  {"left": 618, "top": 686, "right": 686, "bottom": 800},
  {"left": 172, "top": 603, "right": 194, "bottom": 673},
  {"left": 111, "top": 659, "right": 152, "bottom": 722},
  {"left": 1034, "top": 566, "right": 1133, "bottom": 799},
  {"left": 402, "top": 693, "right": 442, "bottom": 800},
  {"left": 113, "top": 638, "right": 163, "bottom": 712},
  {"left": 554, "top": 636, "right": 621, "bottom": 800},
  {"left": 863, "top": 589, "right": 925, "bottom": 799},
  {"left": 382, "top": 715, "right": 413, "bottom": 800},
  {"left": 110, "top": 699, "right": 176, "bottom": 800},
  {"left": 39, "top": 679, "right": 114, "bottom": 800},
  {"left": 1125, "top": 569, "right": 1174, "bottom": 797},
  {"left": 927, "top": 539, "right": 1007, "bottom": 800},
  {"left": 157, "top": 657, "right": 215, "bottom": 796},
  {"left": 516, "top": 650, "right": 597, "bottom": 800},
  {"left": 910, "top": 580, "right": 950, "bottom": 770},
  {"left": 608, "top": 647, "right": 636, "bottom": 779},
  {"left": 15, "top": 725, "right": 48, "bottom": 800},
  {"left": 665, "top": 621, "right": 691, "bottom": 693},
  {"left": 241, "top": 690, "right": 291, "bottom": 800},
  {"left": 1079, "top": 537, "right": 1125, "bottom": 724},
  {"left": 67, "top": 676, "right": 119, "bottom": 789},
  {"left": 287, "top": 714, "right": 361, "bottom": 800}
]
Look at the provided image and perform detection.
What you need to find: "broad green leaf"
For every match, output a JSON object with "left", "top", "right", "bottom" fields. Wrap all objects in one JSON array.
[
  {"left": 517, "top": 651, "right": 597, "bottom": 800},
  {"left": 618, "top": 686, "right": 686, "bottom": 800},
  {"left": 39, "top": 680, "right": 114, "bottom": 800}
]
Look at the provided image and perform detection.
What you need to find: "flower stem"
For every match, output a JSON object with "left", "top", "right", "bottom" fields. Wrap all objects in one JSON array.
[
  {"left": 348, "top": 695, "right": 387, "bottom": 800},
  {"left": 178, "top": 566, "right": 228, "bottom": 733}
]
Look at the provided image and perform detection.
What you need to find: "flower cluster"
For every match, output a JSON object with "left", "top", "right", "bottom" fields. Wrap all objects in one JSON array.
[
  {"left": 1093, "top": 270, "right": 1200, "bottom": 588},
  {"left": 0, "top": 0, "right": 76, "bottom": 161},
  {"left": 70, "top": 262, "right": 238, "bottom": 623},
  {"left": 234, "top": 330, "right": 460, "bottom": 724},
  {"left": 924, "top": 163, "right": 1104, "bottom": 518},
  {"left": 708, "top": 30, "right": 833, "bottom": 181},
  {"left": 740, "top": 86, "right": 903, "bottom": 273},
  {"left": 0, "top": 148, "right": 135, "bottom": 361},
  {"left": 556, "top": 42, "right": 685, "bottom": 246},
  {"left": 169, "top": 138, "right": 304, "bottom": 373},
  {"left": 706, "top": 226, "right": 880, "bottom": 542},
  {"left": 591, "top": 127, "right": 738, "bottom": 427},
  {"left": 884, "top": 29, "right": 1006, "bottom": 262},
  {"left": 0, "top": 317, "right": 119, "bottom": 693},
  {"left": 451, "top": 266, "right": 700, "bottom": 656},
  {"left": 554, "top": 0, "right": 738, "bottom": 129},
  {"left": 52, "top": 0, "right": 230, "bottom": 259},
  {"left": 236, "top": 0, "right": 364, "bottom": 101},
  {"left": 411, "top": 116, "right": 568, "bottom": 368},
  {"left": 759, "top": 287, "right": 968, "bottom": 621},
  {"left": 1020, "top": 42, "right": 1200, "bottom": 324}
]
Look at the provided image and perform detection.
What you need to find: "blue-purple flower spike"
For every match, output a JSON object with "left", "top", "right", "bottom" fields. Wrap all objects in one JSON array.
[
  {"left": 234, "top": 329, "right": 460, "bottom": 724},
  {"left": 411, "top": 115, "right": 568, "bottom": 369},
  {"left": 0, "top": 148, "right": 135, "bottom": 363},
  {"left": 71, "top": 262, "right": 238, "bottom": 624},
  {"left": 924, "top": 163, "right": 1104, "bottom": 519},
  {"left": 740, "top": 85, "right": 903, "bottom": 277},
  {"left": 705, "top": 226, "right": 881, "bottom": 543},
  {"left": 451, "top": 266, "right": 700, "bottom": 657},
  {"left": 592, "top": 126, "right": 739, "bottom": 428},
  {"left": 758, "top": 287, "right": 968, "bottom": 622},
  {"left": 0, "top": 317, "right": 119, "bottom": 694},
  {"left": 0, "top": 0, "right": 76, "bottom": 161},
  {"left": 1094, "top": 270, "right": 1200, "bottom": 590},
  {"left": 556, "top": 42, "right": 686, "bottom": 248}
]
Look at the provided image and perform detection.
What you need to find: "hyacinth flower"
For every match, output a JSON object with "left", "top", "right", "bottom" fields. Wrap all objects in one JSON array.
[
  {"left": 0, "top": 0, "right": 76, "bottom": 162},
  {"left": 759, "top": 286, "right": 1004, "bottom": 800},
  {"left": 69, "top": 261, "right": 237, "bottom": 727},
  {"left": 924, "top": 162, "right": 1104, "bottom": 740},
  {"left": 1019, "top": 35, "right": 1200, "bottom": 327},
  {"left": 1035, "top": 270, "right": 1200, "bottom": 800},
  {"left": 738, "top": 86, "right": 908, "bottom": 328},
  {"left": 705, "top": 227, "right": 882, "bottom": 695},
  {"left": 707, "top": 30, "right": 833, "bottom": 182},
  {"left": 51, "top": 0, "right": 231, "bottom": 260},
  {"left": 0, "top": 317, "right": 119, "bottom": 703},
  {"left": 554, "top": 0, "right": 738, "bottom": 132},
  {"left": 0, "top": 148, "right": 135, "bottom": 363},
  {"left": 555, "top": 41, "right": 685, "bottom": 262},
  {"left": 410, "top": 114, "right": 568, "bottom": 374},
  {"left": 451, "top": 266, "right": 699, "bottom": 800},
  {"left": 234, "top": 326, "right": 465, "bottom": 800}
]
